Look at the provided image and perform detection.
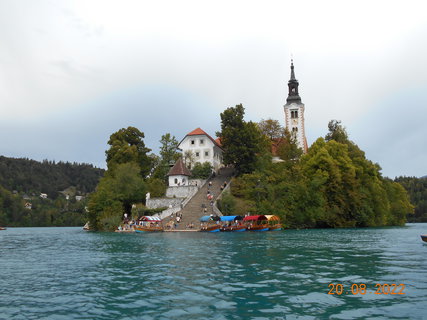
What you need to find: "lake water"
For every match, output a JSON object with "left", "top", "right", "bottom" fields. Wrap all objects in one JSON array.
[{"left": 1, "top": 224, "right": 427, "bottom": 319}]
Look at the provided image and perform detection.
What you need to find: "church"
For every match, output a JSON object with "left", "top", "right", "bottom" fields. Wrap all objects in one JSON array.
[
  {"left": 283, "top": 60, "right": 308, "bottom": 153},
  {"left": 168, "top": 60, "right": 308, "bottom": 186}
]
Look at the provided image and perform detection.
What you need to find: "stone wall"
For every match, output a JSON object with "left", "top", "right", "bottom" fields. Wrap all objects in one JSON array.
[
  {"left": 146, "top": 198, "right": 183, "bottom": 209},
  {"left": 166, "top": 186, "right": 198, "bottom": 198}
]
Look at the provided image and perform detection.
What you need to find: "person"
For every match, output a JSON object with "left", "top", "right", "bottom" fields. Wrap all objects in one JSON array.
[{"left": 209, "top": 181, "right": 212, "bottom": 187}]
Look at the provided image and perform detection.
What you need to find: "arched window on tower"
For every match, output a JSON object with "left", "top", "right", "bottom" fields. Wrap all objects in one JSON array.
[{"left": 291, "top": 110, "right": 298, "bottom": 119}]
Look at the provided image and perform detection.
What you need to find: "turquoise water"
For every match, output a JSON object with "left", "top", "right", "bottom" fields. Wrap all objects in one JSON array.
[{"left": 1, "top": 224, "right": 427, "bottom": 319}]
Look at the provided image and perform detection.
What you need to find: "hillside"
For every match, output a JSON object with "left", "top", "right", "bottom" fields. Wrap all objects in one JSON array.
[
  {"left": 0, "top": 156, "right": 104, "bottom": 198},
  {"left": 0, "top": 156, "right": 105, "bottom": 227}
]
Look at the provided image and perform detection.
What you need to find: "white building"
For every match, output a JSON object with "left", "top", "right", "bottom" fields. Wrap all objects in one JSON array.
[
  {"left": 178, "top": 128, "right": 223, "bottom": 172},
  {"left": 283, "top": 60, "right": 308, "bottom": 153},
  {"left": 167, "top": 158, "right": 192, "bottom": 187}
]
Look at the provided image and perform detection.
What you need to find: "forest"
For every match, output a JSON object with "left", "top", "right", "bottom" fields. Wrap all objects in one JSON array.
[
  {"left": 215, "top": 105, "right": 415, "bottom": 228},
  {"left": 0, "top": 157, "right": 104, "bottom": 227},
  {"left": 395, "top": 176, "right": 427, "bottom": 222}
]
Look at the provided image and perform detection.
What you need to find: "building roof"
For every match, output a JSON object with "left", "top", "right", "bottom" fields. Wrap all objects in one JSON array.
[
  {"left": 180, "top": 127, "right": 222, "bottom": 149},
  {"left": 167, "top": 158, "right": 192, "bottom": 176}
]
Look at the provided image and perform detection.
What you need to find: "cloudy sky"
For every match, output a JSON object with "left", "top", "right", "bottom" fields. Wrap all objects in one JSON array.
[{"left": 1, "top": 0, "right": 426, "bottom": 178}]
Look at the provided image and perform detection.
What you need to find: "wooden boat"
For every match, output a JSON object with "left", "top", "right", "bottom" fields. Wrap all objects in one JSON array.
[
  {"left": 265, "top": 215, "right": 283, "bottom": 231},
  {"left": 421, "top": 235, "right": 427, "bottom": 242},
  {"left": 200, "top": 224, "right": 221, "bottom": 232},
  {"left": 220, "top": 215, "right": 246, "bottom": 232},
  {"left": 134, "top": 225, "right": 163, "bottom": 233},
  {"left": 199, "top": 215, "right": 221, "bottom": 232},
  {"left": 243, "top": 215, "right": 269, "bottom": 231},
  {"left": 83, "top": 222, "right": 90, "bottom": 231},
  {"left": 0, "top": 227, "right": 6, "bottom": 231},
  {"left": 134, "top": 216, "right": 163, "bottom": 233},
  {"left": 221, "top": 225, "right": 246, "bottom": 232}
]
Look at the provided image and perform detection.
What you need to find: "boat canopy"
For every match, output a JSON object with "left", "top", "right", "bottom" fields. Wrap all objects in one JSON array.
[
  {"left": 265, "top": 215, "right": 280, "bottom": 221},
  {"left": 200, "top": 215, "right": 220, "bottom": 222},
  {"left": 140, "top": 216, "right": 162, "bottom": 222},
  {"left": 220, "top": 215, "right": 243, "bottom": 222},
  {"left": 243, "top": 215, "right": 267, "bottom": 221}
]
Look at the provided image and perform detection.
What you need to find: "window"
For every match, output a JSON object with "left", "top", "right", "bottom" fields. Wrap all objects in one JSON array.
[
  {"left": 195, "top": 152, "right": 200, "bottom": 157},
  {"left": 292, "top": 127, "right": 298, "bottom": 132},
  {"left": 200, "top": 139, "right": 204, "bottom": 145},
  {"left": 205, "top": 151, "right": 209, "bottom": 157},
  {"left": 191, "top": 140, "right": 195, "bottom": 145},
  {"left": 291, "top": 110, "right": 298, "bottom": 119},
  {"left": 174, "top": 178, "right": 178, "bottom": 184}
]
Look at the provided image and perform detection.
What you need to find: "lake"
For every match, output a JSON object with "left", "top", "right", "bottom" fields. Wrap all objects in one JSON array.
[{"left": 1, "top": 224, "right": 427, "bottom": 319}]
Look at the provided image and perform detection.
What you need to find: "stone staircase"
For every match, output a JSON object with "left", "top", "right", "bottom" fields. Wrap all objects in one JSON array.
[{"left": 163, "top": 167, "right": 234, "bottom": 230}]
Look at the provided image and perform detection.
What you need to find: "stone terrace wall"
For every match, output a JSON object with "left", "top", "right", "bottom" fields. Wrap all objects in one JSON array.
[
  {"left": 166, "top": 186, "right": 199, "bottom": 198},
  {"left": 146, "top": 198, "right": 183, "bottom": 209}
]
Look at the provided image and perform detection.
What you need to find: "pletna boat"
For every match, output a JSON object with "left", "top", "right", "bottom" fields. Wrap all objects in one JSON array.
[
  {"left": 134, "top": 216, "right": 163, "bottom": 233},
  {"left": 199, "top": 215, "right": 221, "bottom": 232},
  {"left": 421, "top": 235, "right": 427, "bottom": 242},
  {"left": 265, "top": 215, "right": 283, "bottom": 231},
  {"left": 243, "top": 215, "right": 269, "bottom": 231},
  {"left": 220, "top": 215, "right": 246, "bottom": 232},
  {"left": 0, "top": 227, "right": 6, "bottom": 231}
]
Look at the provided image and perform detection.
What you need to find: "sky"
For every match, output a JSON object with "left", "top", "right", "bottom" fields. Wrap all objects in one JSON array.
[{"left": 1, "top": 0, "right": 426, "bottom": 178}]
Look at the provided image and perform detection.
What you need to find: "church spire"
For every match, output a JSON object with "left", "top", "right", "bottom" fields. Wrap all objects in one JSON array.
[
  {"left": 290, "top": 59, "right": 296, "bottom": 80},
  {"left": 286, "top": 59, "right": 301, "bottom": 104}
]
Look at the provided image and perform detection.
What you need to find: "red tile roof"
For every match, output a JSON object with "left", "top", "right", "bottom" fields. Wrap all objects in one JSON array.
[
  {"left": 182, "top": 127, "right": 222, "bottom": 149},
  {"left": 187, "top": 128, "right": 208, "bottom": 136},
  {"left": 167, "top": 158, "right": 192, "bottom": 176}
]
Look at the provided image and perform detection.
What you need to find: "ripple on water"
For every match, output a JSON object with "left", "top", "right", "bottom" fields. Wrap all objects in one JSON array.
[{"left": 1, "top": 225, "right": 427, "bottom": 319}]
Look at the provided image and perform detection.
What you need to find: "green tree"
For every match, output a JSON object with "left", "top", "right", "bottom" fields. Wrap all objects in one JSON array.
[
  {"left": 152, "top": 133, "right": 181, "bottom": 180},
  {"left": 258, "top": 118, "right": 284, "bottom": 140},
  {"left": 88, "top": 162, "right": 146, "bottom": 231},
  {"left": 191, "top": 162, "right": 213, "bottom": 179},
  {"left": 106, "top": 127, "right": 152, "bottom": 177},
  {"left": 276, "top": 128, "right": 303, "bottom": 161},
  {"left": 218, "top": 104, "right": 269, "bottom": 175},
  {"left": 325, "top": 120, "right": 349, "bottom": 144},
  {"left": 159, "top": 133, "right": 180, "bottom": 164}
]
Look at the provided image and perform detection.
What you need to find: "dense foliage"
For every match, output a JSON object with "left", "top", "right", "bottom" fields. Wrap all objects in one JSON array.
[
  {"left": 219, "top": 120, "right": 414, "bottom": 228},
  {"left": 88, "top": 127, "right": 155, "bottom": 231},
  {"left": 218, "top": 104, "right": 270, "bottom": 175},
  {"left": 0, "top": 184, "right": 88, "bottom": 227},
  {"left": 0, "top": 156, "right": 103, "bottom": 227},
  {"left": 191, "top": 162, "right": 213, "bottom": 179},
  {"left": 395, "top": 176, "right": 427, "bottom": 222},
  {"left": 0, "top": 156, "right": 104, "bottom": 199}
]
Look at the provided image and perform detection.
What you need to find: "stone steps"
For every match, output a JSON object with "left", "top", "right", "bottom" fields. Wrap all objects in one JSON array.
[{"left": 163, "top": 167, "right": 234, "bottom": 230}]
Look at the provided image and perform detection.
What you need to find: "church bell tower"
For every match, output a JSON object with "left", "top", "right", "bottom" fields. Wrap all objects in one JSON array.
[{"left": 284, "top": 60, "right": 308, "bottom": 153}]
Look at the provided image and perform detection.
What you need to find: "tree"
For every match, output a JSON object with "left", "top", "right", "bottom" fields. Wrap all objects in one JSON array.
[
  {"left": 191, "top": 162, "right": 212, "bottom": 179},
  {"left": 151, "top": 134, "right": 180, "bottom": 181},
  {"left": 183, "top": 150, "right": 196, "bottom": 170},
  {"left": 218, "top": 104, "right": 269, "bottom": 175},
  {"left": 258, "top": 118, "right": 284, "bottom": 140},
  {"left": 159, "top": 133, "right": 180, "bottom": 165},
  {"left": 106, "top": 127, "right": 152, "bottom": 177},
  {"left": 276, "top": 128, "right": 303, "bottom": 161},
  {"left": 325, "top": 120, "right": 349, "bottom": 144},
  {"left": 88, "top": 162, "right": 146, "bottom": 231}
]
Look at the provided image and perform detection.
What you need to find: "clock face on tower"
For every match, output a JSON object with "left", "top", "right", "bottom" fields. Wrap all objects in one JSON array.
[{"left": 292, "top": 119, "right": 298, "bottom": 125}]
